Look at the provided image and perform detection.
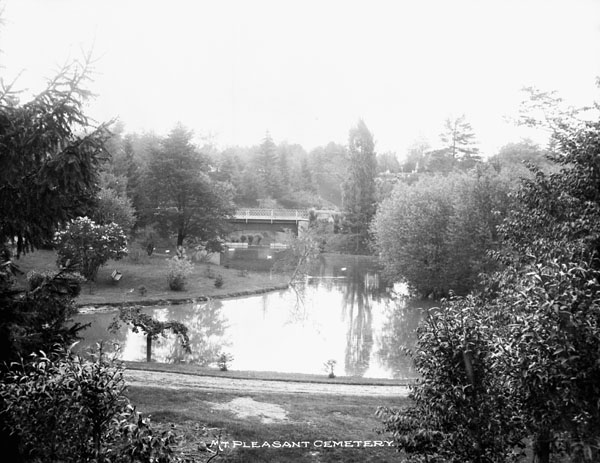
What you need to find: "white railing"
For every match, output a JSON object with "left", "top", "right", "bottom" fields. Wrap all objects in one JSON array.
[{"left": 233, "top": 209, "right": 309, "bottom": 222}]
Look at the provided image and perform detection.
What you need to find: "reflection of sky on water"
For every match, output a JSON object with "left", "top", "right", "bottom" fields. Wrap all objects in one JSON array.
[{"left": 75, "top": 255, "right": 433, "bottom": 379}]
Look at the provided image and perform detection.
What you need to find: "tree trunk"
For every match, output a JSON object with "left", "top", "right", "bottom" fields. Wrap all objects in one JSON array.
[
  {"left": 146, "top": 336, "right": 152, "bottom": 362},
  {"left": 177, "top": 229, "right": 184, "bottom": 247},
  {"left": 533, "top": 432, "right": 551, "bottom": 463}
]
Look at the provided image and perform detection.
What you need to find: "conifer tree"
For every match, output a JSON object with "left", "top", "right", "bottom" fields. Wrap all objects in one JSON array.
[{"left": 341, "top": 120, "right": 377, "bottom": 253}]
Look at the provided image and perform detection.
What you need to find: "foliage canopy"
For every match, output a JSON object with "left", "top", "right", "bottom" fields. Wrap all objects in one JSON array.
[
  {"left": 379, "top": 115, "right": 600, "bottom": 463},
  {"left": 0, "top": 61, "right": 111, "bottom": 257}
]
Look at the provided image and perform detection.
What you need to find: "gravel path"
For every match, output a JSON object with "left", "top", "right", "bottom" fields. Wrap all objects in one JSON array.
[{"left": 125, "top": 369, "right": 410, "bottom": 397}]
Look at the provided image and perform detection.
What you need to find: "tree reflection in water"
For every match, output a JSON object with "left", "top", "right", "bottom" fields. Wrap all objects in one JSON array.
[
  {"left": 376, "top": 297, "right": 431, "bottom": 379},
  {"left": 343, "top": 264, "right": 385, "bottom": 376},
  {"left": 309, "top": 255, "right": 386, "bottom": 377},
  {"left": 74, "top": 254, "right": 433, "bottom": 377},
  {"left": 160, "top": 299, "right": 229, "bottom": 366}
]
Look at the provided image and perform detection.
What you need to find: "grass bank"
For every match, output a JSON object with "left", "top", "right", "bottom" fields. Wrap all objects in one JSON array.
[
  {"left": 127, "top": 385, "right": 406, "bottom": 463},
  {"left": 125, "top": 361, "right": 413, "bottom": 387},
  {"left": 14, "top": 249, "right": 290, "bottom": 307}
]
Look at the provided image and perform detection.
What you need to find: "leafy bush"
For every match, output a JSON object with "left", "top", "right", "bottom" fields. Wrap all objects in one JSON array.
[
  {"left": 377, "top": 296, "right": 524, "bottom": 463},
  {"left": 214, "top": 274, "right": 224, "bottom": 288},
  {"left": 216, "top": 352, "right": 233, "bottom": 371},
  {"left": 0, "top": 346, "right": 178, "bottom": 462},
  {"left": 379, "top": 117, "right": 600, "bottom": 462},
  {"left": 26, "top": 269, "right": 86, "bottom": 293},
  {"left": 166, "top": 255, "right": 193, "bottom": 291},
  {"left": 55, "top": 217, "right": 128, "bottom": 281},
  {"left": 495, "top": 260, "right": 600, "bottom": 462},
  {"left": 372, "top": 168, "right": 514, "bottom": 297},
  {"left": 0, "top": 266, "right": 88, "bottom": 365}
]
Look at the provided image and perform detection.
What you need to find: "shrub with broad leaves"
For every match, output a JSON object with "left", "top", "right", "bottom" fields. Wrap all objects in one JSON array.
[
  {"left": 377, "top": 295, "right": 525, "bottom": 463},
  {"left": 0, "top": 346, "right": 178, "bottom": 462},
  {"left": 55, "top": 217, "right": 128, "bottom": 282}
]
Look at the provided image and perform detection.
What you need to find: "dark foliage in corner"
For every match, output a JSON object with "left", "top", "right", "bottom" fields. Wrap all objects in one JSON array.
[{"left": 0, "top": 346, "right": 178, "bottom": 462}]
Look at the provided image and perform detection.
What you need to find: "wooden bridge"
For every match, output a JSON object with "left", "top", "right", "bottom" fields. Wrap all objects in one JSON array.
[
  {"left": 228, "top": 209, "right": 310, "bottom": 236},
  {"left": 232, "top": 209, "right": 310, "bottom": 223}
]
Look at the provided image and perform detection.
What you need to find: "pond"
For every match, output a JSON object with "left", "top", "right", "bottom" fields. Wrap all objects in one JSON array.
[{"left": 74, "top": 253, "right": 434, "bottom": 379}]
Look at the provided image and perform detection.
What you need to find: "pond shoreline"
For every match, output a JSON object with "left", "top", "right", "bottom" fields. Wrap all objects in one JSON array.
[
  {"left": 73, "top": 252, "right": 421, "bottom": 381},
  {"left": 76, "top": 283, "right": 290, "bottom": 311}
]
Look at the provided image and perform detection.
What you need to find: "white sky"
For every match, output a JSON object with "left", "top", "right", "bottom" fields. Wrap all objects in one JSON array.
[{"left": 1, "top": 0, "right": 600, "bottom": 157}]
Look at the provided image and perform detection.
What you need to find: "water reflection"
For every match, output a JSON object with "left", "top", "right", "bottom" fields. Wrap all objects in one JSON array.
[
  {"left": 308, "top": 255, "right": 387, "bottom": 377},
  {"left": 76, "top": 300, "right": 229, "bottom": 366},
  {"left": 166, "top": 299, "right": 229, "bottom": 365},
  {"left": 75, "top": 255, "right": 432, "bottom": 378},
  {"left": 342, "top": 265, "right": 373, "bottom": 376},
  {"left": 376, "top": 297, "right": 429, "bottom": 379}
]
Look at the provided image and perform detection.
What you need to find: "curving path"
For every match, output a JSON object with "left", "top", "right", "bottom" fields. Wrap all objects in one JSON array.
[{"left": 125, "top": 369, "right": 410, "bottom": 397}]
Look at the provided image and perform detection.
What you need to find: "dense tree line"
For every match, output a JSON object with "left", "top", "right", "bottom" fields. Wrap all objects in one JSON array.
[
  {"left": 373, "top": 166, "right": 517, "bottom": 297},
  {"left": 102, "top": 113, "right": 547, "bottom": 257}
]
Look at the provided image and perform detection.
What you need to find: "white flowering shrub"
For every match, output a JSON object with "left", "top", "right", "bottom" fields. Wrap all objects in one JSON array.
[
  {"left": 55, "top": 217, "right": 128, "bottom": 281},
  {"left": 166, "top": 255, "right": 194, "bottom": 290}
]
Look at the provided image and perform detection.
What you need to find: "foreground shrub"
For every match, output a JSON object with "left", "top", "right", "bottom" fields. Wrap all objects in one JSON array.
[
  {"left": 55, "top": 217, "right": 128, "bottom": 281},
  {"left": 0, "top": 346, "right": 178, "bottom": 462},
  {"left": 379, "top": 117, "right": 600, "bottom": 462},
  {"left": 378, "top": 296, "right": 525, "bottom": 463},
  {"left": 0, "top": 266, "right": 88, "bottom": 365}
]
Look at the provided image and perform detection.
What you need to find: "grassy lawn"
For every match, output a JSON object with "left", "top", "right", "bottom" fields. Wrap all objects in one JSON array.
[
  {"left": 13, "top": 249, "right": 290, "bottom": 306},
  {"left": 127, "top": 386, "right": 407, "bottom": 463},
  {"left": 125, "top": 361, "right": 410, "bottom": 386}
]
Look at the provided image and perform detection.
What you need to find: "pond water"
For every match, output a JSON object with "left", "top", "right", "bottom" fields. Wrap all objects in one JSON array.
[{"left": 74, "top": 253, "right": 434, "bottom": 379}]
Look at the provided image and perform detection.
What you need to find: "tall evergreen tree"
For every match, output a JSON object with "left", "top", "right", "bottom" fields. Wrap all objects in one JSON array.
[
  {"left": 277, "top": 144, "right": 291, "bottom": 195},
  {"left": 341, "top": 120, "right": 377, "bottom": 253},
  {"left": 144, "top": 124, "right": 233, "bottom": 247},
  {"left": 0, "top": 64, "right": 111, "bottom": 257},
  {"left": 300, "top": 157, "right": 316, "bottom": 193},
  {"left": 256, "top": 132, "right": 282, "bottom": 199}
]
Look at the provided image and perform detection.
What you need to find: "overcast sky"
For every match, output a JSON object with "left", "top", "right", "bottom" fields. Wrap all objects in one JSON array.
[{"left": 2, "top": 0, "right": 600, "bottom": 157}]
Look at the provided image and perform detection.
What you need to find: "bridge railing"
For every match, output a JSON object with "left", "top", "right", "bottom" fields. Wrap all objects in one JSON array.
[{"left": 233, "top": 209, "right": 309, "bottom": 221}]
